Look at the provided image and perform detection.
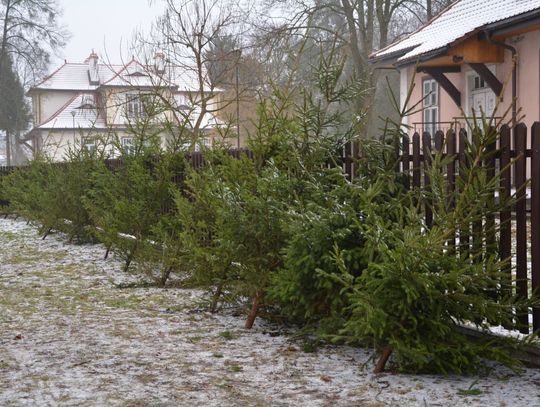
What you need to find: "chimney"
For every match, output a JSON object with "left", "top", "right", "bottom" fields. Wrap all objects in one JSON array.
[
  {"left": 87, "top": 51, "right": 100, "bottom": 85},
  {"left": 154, "top": 51, "right": 165, "bottom": 75}
]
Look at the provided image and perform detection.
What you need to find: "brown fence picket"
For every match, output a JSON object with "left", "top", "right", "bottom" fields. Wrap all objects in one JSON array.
[
  {"left": 434, "top": 130, "right": 444, "bottom": 152},
  {"left": 447, "top": 130, "right": 456, "bottom": 252},
  {"left": 412, "top": 132, "right": 421, "bottom": 189},
  {"left": 423, "top": 132, "right": 433, "bottom": 228},
  {"left": 458, "top": 129, "right": 470, "bottom": 260},
  {"left": 531, "top": 123, "right": 540, "bottom": 332},
  {"left": 514, "top": 123, "right": 529, "bottom": 333},
  {"left": 485, "top": 129, "right": 496, "bottom": 258},
  {"left": 472, "top": 129, "right": 483, "bottom": 264},
  {"left": 403, "top": 135, "right": 410, "bottom": 190},
  {"left": 344, "top": 141, "right": 352, "bottom": 181},
  {"left": 499, "top": 125, "right": 512, "bottom": 299}
]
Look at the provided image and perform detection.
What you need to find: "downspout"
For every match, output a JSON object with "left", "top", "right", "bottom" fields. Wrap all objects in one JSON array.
[{"left": 483, "top": 30, "right": 517, "bottom": 125}]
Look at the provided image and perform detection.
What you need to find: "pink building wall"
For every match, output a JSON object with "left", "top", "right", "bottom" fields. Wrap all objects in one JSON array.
[{"left": 403, "top": 29, "right": 540, "bottom": 137}]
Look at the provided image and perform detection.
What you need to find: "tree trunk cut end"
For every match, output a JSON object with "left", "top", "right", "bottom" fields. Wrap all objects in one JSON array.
[{"left": 374, "top": 346, "right": 393, "bottom": 374}]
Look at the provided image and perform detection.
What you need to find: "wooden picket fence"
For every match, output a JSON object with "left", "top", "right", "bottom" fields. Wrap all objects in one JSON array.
[{"left": 391, "top": 122, "right": 539, "bottom": 334}]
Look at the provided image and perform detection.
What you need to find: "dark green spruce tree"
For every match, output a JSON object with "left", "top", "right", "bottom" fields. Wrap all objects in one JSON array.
[{"left": 0, "top": 55, "right": 30, "bottom": 165}]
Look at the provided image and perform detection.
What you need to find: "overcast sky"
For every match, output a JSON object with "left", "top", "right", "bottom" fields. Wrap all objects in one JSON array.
[{"left": 56, "top": 0, "right": 166, "bottom": 66}]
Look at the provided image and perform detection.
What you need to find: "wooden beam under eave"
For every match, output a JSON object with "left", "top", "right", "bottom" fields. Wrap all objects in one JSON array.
[
  {"left": 448, "top": 36, "right": 504, "bottom": 64},
  {"left": 469, "top": 63, "right": 503, "bottom": 96},
  {"left": 420, "top": 67, "right": 461, "bottom": 107}
]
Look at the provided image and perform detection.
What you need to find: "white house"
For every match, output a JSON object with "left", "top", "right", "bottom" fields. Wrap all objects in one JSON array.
[{"left": 24, "top": 52, "right": 223, "bottom": 161}]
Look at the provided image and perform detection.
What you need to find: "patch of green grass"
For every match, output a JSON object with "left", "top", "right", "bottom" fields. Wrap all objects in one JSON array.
[
  {"left": 212, "top": 353, "right": 224, "bottom": 358},
  {"left": 103, "top": 295, "right": 143, "bottom": 309},
  {"left": 164, "top": 304, "right": 186, "bottom": 313},
  {"left": 187, "top": 335, "right": 204, "bottom": 343},
  {"left": 219, "top": 331, "right": 238, "bottom": 341},
  {"left": 7, "top": 248, "right": 68, "bottom": 265},
  {"left": 301, "top": 338, "right": 320, "bottom": 353},
  {"left": 228, "top": 365, "right": 243, "bottom": 373},
  {"left": 0, "top": 230, "right": 18, "bottom": 240},
  {"left": 0, "top": 360, "right": 10, "bottom": 369},
  {"left": 457, "top": 379, "right": 483, "bottom": 396},
  {"left": 113, "top": 281, "right": 157, "bottom": 289}
]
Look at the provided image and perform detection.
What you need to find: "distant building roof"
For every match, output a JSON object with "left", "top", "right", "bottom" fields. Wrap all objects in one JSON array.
[
  {"left": 30, "top": 57, "right": 215, "bottom": 93},
  {"left": 370, "top": 0, "right": 540, "bottom": 64}
]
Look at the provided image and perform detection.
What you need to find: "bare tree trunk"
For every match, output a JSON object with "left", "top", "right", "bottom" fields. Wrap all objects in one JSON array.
[
  {"left": 104, "top": 244, "right": 112, "bottom": 259},
  {"left": 210, "top": 281, "right": 224, "bottom": 313},
  {"left": 42, "top": 228, "right": 52, "bottom": 240},
  {"left": 123, "top": 254, "right": 133, "bottom": 272},
  {"left": 244, "top": 291, "right": 263, "bottom": 329},
  {"left": 159, "top": 266, "right": 173, "bottom": 287},
  {"left": 374, "top": 345, "right": 393, "bottom": 373}
]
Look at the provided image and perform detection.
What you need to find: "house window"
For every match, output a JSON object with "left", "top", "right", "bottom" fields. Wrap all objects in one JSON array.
[
  {"left": 473, "top": 76, "right": 486, "bottom": 90},
  {"left": 193, "top": 137, "right": 211, "bottom": 152},
  {"left": 423, "top": 79, "right": 439, "bottom": 136},
  {"left": 125, "top": 94, "right": 146, "bottom": 120},
  {"left": 176, "top": 94, "right": 191, "bottom": 111},
  {"left": 82, "top": 137, "right": 96, "bottom": 153},
  {"left": 122, "top": 136, "right": 135, "bottom": 155}
]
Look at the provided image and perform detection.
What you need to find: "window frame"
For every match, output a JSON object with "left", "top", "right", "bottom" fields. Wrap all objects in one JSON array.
[
  {"left": 422, "top": 78, "right": 439, "bottom": 136},
  {"left": 82, "top": 137, "right": 96, "bottom": 153},
  {"left": 125, "top": 93, "right": 147, "bottom": 120},
  {"left": 121, "top": 136, "right": 135, "bottom": 155}
]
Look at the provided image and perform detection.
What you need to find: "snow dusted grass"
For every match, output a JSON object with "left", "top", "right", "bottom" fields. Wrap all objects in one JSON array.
[{"left": 0, "top": 218, "right": 539, "bottom": 407}]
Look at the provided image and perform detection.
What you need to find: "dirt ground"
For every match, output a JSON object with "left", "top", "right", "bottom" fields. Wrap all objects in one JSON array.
[{"left": 1, "top": 217, "right": 539, "bottom": 406}]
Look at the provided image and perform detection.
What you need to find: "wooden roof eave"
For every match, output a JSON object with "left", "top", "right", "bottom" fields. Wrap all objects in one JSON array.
[
  {"left": 485, "top": 9, "right": 540, "bottom": 39},
  {"left": 392, "top": 47, "right": 449, "bottom": 69}
]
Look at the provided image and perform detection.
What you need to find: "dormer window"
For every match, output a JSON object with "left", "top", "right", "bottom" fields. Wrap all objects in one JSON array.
[
  {"left": 78, "top": 95, "right": 96, "bottom": 110},
  {"left": 127, "top": 64, "right": 148, "bottom": 78}
]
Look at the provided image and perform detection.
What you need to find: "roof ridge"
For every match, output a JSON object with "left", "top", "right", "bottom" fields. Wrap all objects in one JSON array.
[
  {"left": 370, "top": 0, "right": 462, "bottom": 59},
  {"left": 31, "top": 61, "right": 68, "bottom": 89}
]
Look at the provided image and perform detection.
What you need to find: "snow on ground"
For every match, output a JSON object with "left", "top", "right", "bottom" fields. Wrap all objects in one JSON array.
[{"left": 0, "top": 217, "right": 539, "bottom": 407}]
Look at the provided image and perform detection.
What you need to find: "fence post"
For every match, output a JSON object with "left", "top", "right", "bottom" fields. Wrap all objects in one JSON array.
[
  {"left": 446, "top": 130, "right": 456, "bottom": 252},
  {"left": 402, "top": 135, "right": 410, "bottom": 190},
  {"left": 344, "top": 141, "right": 352, "bottom": 181},
  {"left": 471, "top": 128, "right": 483, "bottom": 265},
  {"left": 531, "top": 122, "right": 540, "bottom": 332},
  {"left": 514, "top": 123, "right": 529, "bottom": 333},
  {"left": 485, "top": 128, "right": 497, "bottom": 258},
  {"left": 499, "top": 125, "right": 512, "bottom": 300},
  {"left": 434, "top": 130, "right": 444, "bottom": 152},
  {"left": 422, "top": 131, "right": 433, "bottom": 228},
  {"left": 412, "top": 133, "right": 421, "bottom": 189},
  {"left": 458, "top": 129, "right": 470, "bottom": 260}
]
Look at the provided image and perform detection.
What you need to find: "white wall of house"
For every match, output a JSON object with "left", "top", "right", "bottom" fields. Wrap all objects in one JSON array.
[{"left": 37, "top": 128, "right": 191, "bottom": 161}]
